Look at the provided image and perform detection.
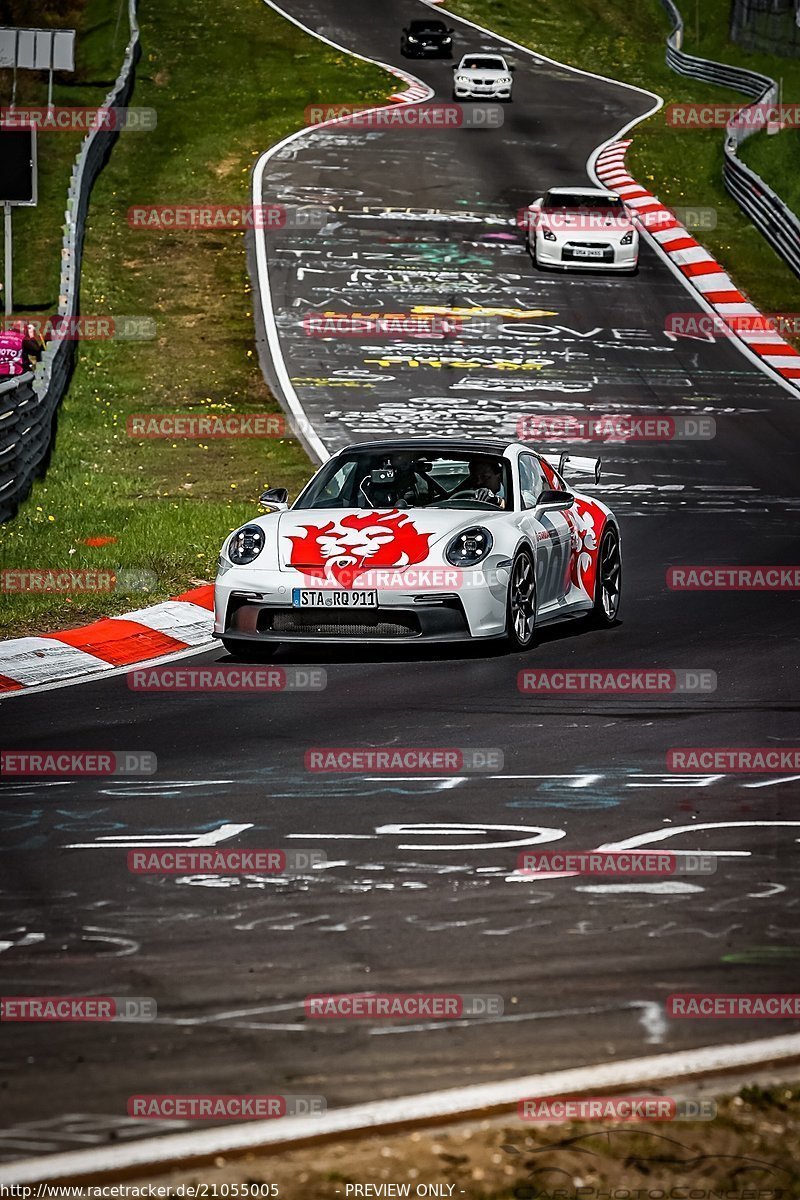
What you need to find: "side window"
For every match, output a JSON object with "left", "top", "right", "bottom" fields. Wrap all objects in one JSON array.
[{"left": 519, "top": 454, "right": 547, "bottom": 509}]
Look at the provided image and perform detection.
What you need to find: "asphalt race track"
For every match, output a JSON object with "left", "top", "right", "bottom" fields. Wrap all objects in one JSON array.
[{"left": 2, "top": 0, "right": 800, "bottom": 1164}]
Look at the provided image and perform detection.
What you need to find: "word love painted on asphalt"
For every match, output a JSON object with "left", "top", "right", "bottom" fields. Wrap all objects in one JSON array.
[
  {"left": 302, "top": 312, "right": 461, "bottom": 338},
  {"left": 304, "top": 103, "right": 504, "bottom": 129},
  {"left": 667, "top": 566, "right": 800, "bottom": 590},
  {"left": 127, "top": 204, "right": 328, "bottom": 231},
  {"left": 1, "top": 996, "right": 157, "bottom": 1021},
  {"left": 518, "top": 670, "right": 717, "bottom": 694},
  {"left": 0, "top": 751, "right": 156, "bottom": 776},
  {"left": 666, "top": 312, "right": 800, "bottom": 339},
  {"left": 305, "top": 747, "right": 503, "bottom": 772},
  {"left": 128, "top": 1095, "right": 326, "bottom": 1119},
  {"left": 0, "top": 106, "right": 157, "bottom": 131},
  {"left": 305, "top": 993, "right": 503, "bottom": 1019},
  {"left": 127, "top": 414, "right": 287, "bottom": 438},
  {"left": 127, "top": 667, "right": 326, "bottom": 692},
  {"left": 668, "top": 994, "right": 800, "bottom": 1017},
  {"left": 1, "top": 569, "right": 158, "bottom": 594},
  {"left": 667, "top": 748, "right": 800, "bottom": 772},
  {"left": 516, "top": 414, "right": 715, "bottom": 442},
  {"left": 517, "top": 1096, "right": 717, "bottom": 1122},
  {"left": 127, "top": 849, "right": 326, "bottom": 874},
  {"left": 517, "top": 851, "right": 717, "bottom": 876}
]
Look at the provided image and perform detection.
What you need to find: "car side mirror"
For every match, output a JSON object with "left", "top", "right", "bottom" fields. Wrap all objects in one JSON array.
[
  {"left": 536, "top": 488, "right": 574, "bottom": 512},
  {"left": 259, "top": 486, "right": 289, "bottom": 511},
  {"left": 451, "top": 64, "right": 458, "bottom": 69},
  {"left": 402, "top": 26, "right": 408, "bottom": 32},
  {"left": 509, "top": 65, "right": 517, "bottom": 72}
]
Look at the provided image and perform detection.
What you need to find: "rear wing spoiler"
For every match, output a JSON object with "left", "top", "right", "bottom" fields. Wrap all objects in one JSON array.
[{"left": 542, "top": 453, "right": 602, "bottom": 484}]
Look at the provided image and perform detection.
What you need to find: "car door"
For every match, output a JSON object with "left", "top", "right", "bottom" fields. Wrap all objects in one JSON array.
[{"left": 518, "top": 453, "right": 574, "bottom": 608}]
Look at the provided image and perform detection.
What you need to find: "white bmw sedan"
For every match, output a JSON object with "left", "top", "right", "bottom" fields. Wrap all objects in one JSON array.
[{"left": 452, "top": 53, "right": 514, "bottom": 101}]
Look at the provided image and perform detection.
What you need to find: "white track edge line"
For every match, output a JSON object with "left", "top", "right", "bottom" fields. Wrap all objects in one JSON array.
[
  {"left": 3, "top": 1034, "right": 800, "bottom": 1184},
  {"left": 252, "top": 0, "right": 434, "bottom": 465}
]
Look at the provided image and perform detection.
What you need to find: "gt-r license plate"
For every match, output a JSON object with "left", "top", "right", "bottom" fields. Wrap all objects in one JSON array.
[
  {"left": 572, "top": 246, "right": 605, "bottom": 258},
  {"left": 292, "top": 589, "right": 378, "bottom": 609}
]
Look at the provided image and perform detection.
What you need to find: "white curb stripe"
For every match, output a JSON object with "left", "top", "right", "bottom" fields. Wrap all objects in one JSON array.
[
  {"left": 0, "top": 637, "right": 114, "bottom": 687},
  {"left": 114, "top": 600, "right": 214, "bottom": 646},
  {"left": 2, "top": 1034, "right": 799, "bottom": 1185}
]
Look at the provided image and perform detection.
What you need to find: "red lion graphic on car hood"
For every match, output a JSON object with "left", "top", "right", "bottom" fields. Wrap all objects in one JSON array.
[{"left": 286, "top": 510, "right": 432, "bottom": 585}]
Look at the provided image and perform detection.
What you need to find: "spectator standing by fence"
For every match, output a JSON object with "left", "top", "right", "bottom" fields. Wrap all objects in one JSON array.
[{"left": 0, "top": 326, "right": 26, "bottom": 378}]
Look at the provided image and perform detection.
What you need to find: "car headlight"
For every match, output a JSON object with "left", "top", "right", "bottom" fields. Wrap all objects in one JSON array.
[
  {"left": 620, "top": 229, "right": 634, "bottom": 245},
  {"left": 407, "top": 35, "right": 418, "bottom": 41},
  {"left": 542, "top": 227, "right": 557, "bottom": 241},
  {"left": 442, "top": 36, "right": 452, "bottom": 42},
  {"left": 498, "top": 76, "right": 511, "bottom": 84},
  {"left": 446, "top": 527, "right": 493, "bottom": 567},
  {"left": 455, "top": 74, "right": 470, "bottom": 83},
  {"left": 227, "top": 524, "right": 265, "bottom": 566}
]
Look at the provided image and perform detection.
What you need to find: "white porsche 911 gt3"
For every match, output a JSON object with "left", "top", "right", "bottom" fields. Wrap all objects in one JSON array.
[
  {"left": 525, "top": 186, "right": 639, "bottom": 273},
  {"left": 214, "top": 439, "right": 622, "bottom": 657},
  {"left": 452, "top": 53, "right": 514, "bottom": 101}
]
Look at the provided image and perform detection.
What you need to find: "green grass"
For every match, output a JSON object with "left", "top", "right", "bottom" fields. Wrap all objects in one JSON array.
[
  {"left": 445, "top": 0, "right": 800, "bottom": 332},
  {"left": 0, "top": 0, "right": 392, "bottom": 638},
  {"left": 740, "top": 126, "right": 800, "bottom": 216}
]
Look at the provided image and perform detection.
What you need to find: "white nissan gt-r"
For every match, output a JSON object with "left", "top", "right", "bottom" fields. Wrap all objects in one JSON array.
[
  {"left": 526, "top": 186, "right": 639, "bottom": 273},
  {"left": 214, "top": 439, "right": 622, "bottom": 657}
]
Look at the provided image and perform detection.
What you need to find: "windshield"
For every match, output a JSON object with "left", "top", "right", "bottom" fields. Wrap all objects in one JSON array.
[
  {"left": 295, "top": 450, "right": 513, "bottom": 512},
  {"left": 409, "top": 20, "right": 446, "bottom": 32},
  {"left": 461, "top": 57, "right": 506, "bottom": 70},
  {"left": 543, "top": 192, "right": 624, "bottom": 210}
]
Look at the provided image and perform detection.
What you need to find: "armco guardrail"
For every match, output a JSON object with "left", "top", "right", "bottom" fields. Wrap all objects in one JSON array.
[
  {"left": 0, "top": 0, "right": 141, "bottom": 524},
  {"left": 660, "top": 0, "right": 800, "bottom": 280}
]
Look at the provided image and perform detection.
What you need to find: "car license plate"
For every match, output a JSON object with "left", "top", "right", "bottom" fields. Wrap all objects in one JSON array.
[
  {"left": 573, "top": 247, "right": 605, "bottom": 258},
  {"left": 292, "top": 589, "right": 378, "bottom": 609}
]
